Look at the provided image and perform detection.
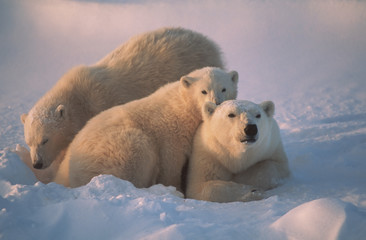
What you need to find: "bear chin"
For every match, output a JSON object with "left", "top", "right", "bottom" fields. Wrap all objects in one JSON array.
[{"left": 240, "top": 138, "right": 257, "bottom": 144}]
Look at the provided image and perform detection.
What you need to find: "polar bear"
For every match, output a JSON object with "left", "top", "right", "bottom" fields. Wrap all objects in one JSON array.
[
  {"left": 18, "top": 27, "right": 224, "bottom": 182},
  {"left": 186, "top": 100, "right": 290, "bottom": 202},
  {"left": 54, "top": 67, "right": 238, "bottom": 191}
]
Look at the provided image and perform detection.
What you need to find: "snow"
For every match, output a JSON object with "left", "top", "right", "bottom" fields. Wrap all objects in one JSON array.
[
  {"left": 1, "top": 0, "right": 366, "bottom": 239},
  {"left": 271, "top": 198, "right": 366, "bottom": 240}
]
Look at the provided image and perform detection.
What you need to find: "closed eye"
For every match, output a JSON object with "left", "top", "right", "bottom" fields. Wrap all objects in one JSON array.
[{"left": 41, "top": 139, "right": 49, "bottom": 145}]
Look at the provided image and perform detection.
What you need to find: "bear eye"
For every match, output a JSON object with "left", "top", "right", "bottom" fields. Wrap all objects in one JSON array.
[
  {"left": 222, "top": 88, "right": 226, "bottom": 93},
  {"left": 256, "top": 114, "right": 261, "bottom": 119},
  {"left": 41, "top": 139, "right": 49, "bottom": 145},
  {"left": 228, "top": 113, "right": 236, "bottom": 118},
  {"left": 201, "top": 90, "right": 207, "bottom": 95}
]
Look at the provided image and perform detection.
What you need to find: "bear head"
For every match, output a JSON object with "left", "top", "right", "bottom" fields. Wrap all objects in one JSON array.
[
  {"left": 179, "top": 67, "right": 238, "bottom": 109},
  {"left": 201, "top": 99, "right": 275, "bottom": 169},
  {"left": 21, "top": 104, "right": 74, "bottom": 169},
  {"left": 20, "top": 66, "right": 93, "bottom": 169}
]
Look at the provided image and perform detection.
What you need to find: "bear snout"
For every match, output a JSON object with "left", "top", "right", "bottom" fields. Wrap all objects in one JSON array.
[
  {"left": 210, "top": 96, "right": 221, "bottom": 105},
  {"left": 244, "top": 124, "right": 258, "bottom": 137},
  {"left": 33, "top": 154, "right": 44, "bottom": 169}
]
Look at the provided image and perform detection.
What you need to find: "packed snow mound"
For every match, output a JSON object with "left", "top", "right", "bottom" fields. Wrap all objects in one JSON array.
[
  {"left": 0, "top": 148, "right": 37, "bottom": 185},
  {"left": 0, "top": 171, "right": 185, "bottom": 240},
  {"left": 271, "top": 198, "right": 366, "bottom": 240}
]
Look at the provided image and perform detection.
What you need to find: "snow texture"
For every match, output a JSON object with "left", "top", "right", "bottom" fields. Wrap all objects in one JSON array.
[{"left": 1, "top": 0, "right": 365, "bottom": 239}]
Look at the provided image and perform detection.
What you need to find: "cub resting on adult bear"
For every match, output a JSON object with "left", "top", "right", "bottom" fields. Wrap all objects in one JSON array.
[
  {"left": 54, "top": 67, "right": 238, "bottom": 192},
  {"left": 17, "top": 27, "right": 225, "bottom": 183},
  {"left": 186, "top": 100, "right": 290, "bottom": 202}
]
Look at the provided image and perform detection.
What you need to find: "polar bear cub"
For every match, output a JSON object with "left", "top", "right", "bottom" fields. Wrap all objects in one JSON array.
[
  {"left": 55, "top": 67, "right": 238, "bottom": 191},
  {"left": 186, "top": 100, "right": 290, "bottom": 202}
]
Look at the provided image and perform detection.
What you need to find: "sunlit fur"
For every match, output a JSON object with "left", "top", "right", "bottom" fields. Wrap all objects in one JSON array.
[
  {"left": 19, "top": 27, "right": 225, "bottom": 181},
  {"left": 54, "top": 67, "right": 238, "bottom": 191},
  {"left": 186, "top": 100, "right": 290, "bottom": 203}
]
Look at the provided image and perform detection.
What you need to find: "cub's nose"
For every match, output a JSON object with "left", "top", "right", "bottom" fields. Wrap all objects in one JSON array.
[{"left": 244, "top": 124, "right": 258, "bottom": 137}]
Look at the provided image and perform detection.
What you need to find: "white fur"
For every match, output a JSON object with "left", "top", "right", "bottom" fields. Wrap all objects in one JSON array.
[
  {"left": 54, "top": 67, "right": 238, "bottom": 191},
  {"left": 18, "top": 27, "right": 225, "bottom": 181},
  {"left": 186, "top": 100, "right": 290, "bottom": 202}
]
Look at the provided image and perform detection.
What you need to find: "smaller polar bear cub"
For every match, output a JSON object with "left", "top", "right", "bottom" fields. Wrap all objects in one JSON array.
[{"left": 186, "top": 100, "right": 290, "bottom": 203}]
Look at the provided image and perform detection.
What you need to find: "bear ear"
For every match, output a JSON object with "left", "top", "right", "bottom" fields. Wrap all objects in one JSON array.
[
  {"left": 229, "top": 71, "right": 239, "bottom": 84},
  {"left": 55, "top": 104, "right": 66, "bottom": 119},
  {"left": 20, "top": 113, "right": 28, "bottom": 124},
  {"left": 260, "top": 101, "right": 275, "bottom": 117},
  {"left": 180, "top": 76, "right": 195, "bottom": 89},
  {"left": 202, "top": 101, "right": 217, "bottom": 119}
]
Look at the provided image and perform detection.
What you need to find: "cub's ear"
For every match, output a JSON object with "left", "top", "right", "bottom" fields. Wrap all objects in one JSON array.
[
  {"left": 55, "top": 104, "right": 66, "bottom": 119},
  {"left": 180, "top": 76, "right": 195, "bottom": 89},
  {"left": 229, "top": 70, "right": 239, "bottom": 84},
  {"left": 202, "top": 101, "right": 217, "bottom": 120},
  {"left": 20, "top": 113, "right": 28, "bottom": 124},
  {"left": 260, "top": 101, "right": 275, "bottom": 117}
]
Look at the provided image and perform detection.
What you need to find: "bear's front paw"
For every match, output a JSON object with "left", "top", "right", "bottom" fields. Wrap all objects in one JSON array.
[
  {"left": 13, "top": 144, "right": 29, "bottom": 156},
  {"left": 240, "top": 186, "right": 264, "bottom": 202},
  {"left": 13, "top": 144, "right": 32, "bottom": 167}
]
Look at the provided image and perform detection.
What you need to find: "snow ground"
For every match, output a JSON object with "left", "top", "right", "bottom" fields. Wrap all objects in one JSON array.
[{"left": 1, "top": 0, "right": 366, "bottom": 239}]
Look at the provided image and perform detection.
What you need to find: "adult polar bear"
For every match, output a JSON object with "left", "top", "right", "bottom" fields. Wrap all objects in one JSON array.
[
  {"left": 19, "top": 27, "right": 224, "bottom": 182},
  {"left": 54, "top": 67, "right": 238, "bottom": 192},
  {"left": 186, "top": 100, "right": 290, "bottom": 202}
]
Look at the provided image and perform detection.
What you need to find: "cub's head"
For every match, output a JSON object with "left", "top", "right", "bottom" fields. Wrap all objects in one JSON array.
[
  {"left": 21, "top": 104, "right": 73, "bottom": 169},
  {"left": 179, "top": 67, "right": 238, "bottom": 109},
  {"left": 202, "top": 100, "right": 275, "bottom": 151}
]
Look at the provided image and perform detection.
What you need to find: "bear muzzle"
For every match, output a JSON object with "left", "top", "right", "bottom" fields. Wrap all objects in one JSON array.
[
  {"left": 240, "top": 124, "right": 258, "bottom": 144},
  {"left": 33, "top": 153, "right": 44, "bottom": 169}
]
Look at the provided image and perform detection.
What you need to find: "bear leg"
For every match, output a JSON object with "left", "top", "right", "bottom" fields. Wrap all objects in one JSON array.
[
  {"left": 14, "top": 144, "right": 58, "bottom": 184},
  {"left": 193, "top": 180, "right": 263, "bottom": 203},
  {"left": 68, "top": 128, "right": 159, "bottom": 188},
  {"left": 235, "top": 158, "right": 289, "bottom": 190}
]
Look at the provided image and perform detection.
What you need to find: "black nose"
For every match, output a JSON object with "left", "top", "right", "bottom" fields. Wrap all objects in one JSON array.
[
  {"left": 33, "top": 162, "right": 43, "bottom": 169},
  {"left": 244, "top": 124, "right": 258, "bottom": 137},
  {"left": 33, "top": 156, "right": 43, "bottom": 169}
]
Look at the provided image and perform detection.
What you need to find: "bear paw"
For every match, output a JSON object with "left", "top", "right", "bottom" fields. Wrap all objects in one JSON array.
[
  {"left": 13, "top": 144, "right": 32, "bottom": 168},
  {"left": 240, "top": 186, "right": 264, "bottom": 202}
]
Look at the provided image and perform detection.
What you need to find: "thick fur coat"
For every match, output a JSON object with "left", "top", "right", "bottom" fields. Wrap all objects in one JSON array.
[
  {"left": 18, "top": 27, "right": 224, "bottom": 182},
  {"left": 186, "top": 100, "right": 290, "bottom": 202},
  {"left": 54, "top": 67, "right": 238, "bottom": 191}
]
